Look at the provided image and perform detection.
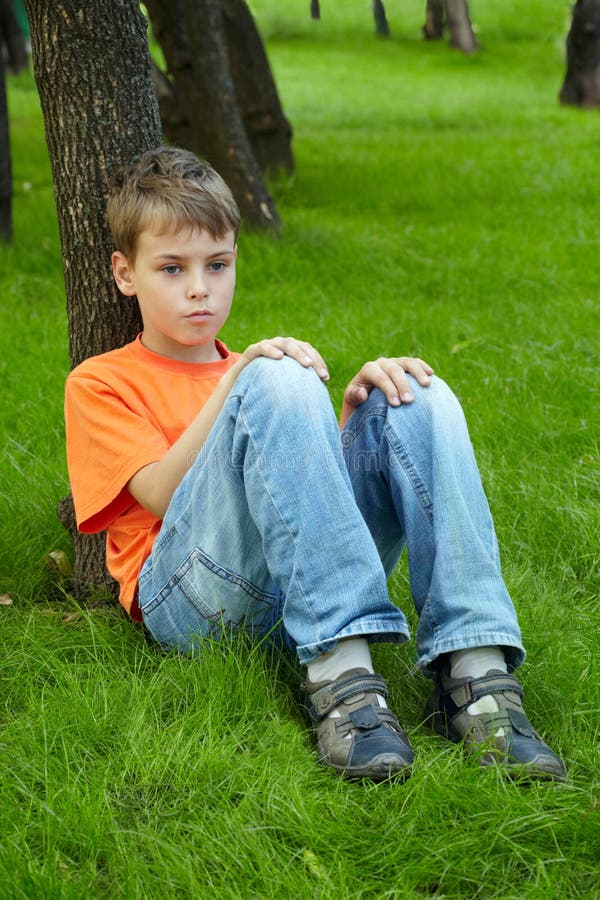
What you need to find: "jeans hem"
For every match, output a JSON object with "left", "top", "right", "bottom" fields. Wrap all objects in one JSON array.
[
  {"left": 296, "top": 623, "right": 411, "bottom": 665},
  {"left": 417, "top": 632, "right": 526, "bottom": 677}
]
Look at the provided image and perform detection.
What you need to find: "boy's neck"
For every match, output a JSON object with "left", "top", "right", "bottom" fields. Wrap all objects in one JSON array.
[{"left": 140, "top": 333, "right": 224, "bottom": 364}]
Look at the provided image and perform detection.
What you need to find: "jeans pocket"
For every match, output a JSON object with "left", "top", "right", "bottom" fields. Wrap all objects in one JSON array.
[{"left": 140, "top": 547, "right": 279, "bottom": 654}]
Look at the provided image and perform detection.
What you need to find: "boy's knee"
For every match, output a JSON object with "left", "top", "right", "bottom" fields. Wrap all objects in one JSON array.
[
  {"left": 230, "top": 356, "right": 334, "bottom": 427},
  {"left": 241, "top": 355, "right": 325, "bottom": 399},
  {"left": 388, "top": 375, "right": 465, "bottom": 431}
]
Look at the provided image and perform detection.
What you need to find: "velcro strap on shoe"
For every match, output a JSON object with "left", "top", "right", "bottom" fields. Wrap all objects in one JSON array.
[
  {"left": 467, "top": 672, "right": 523, "bottom": 705},
  {"left": 348, "top": 705, "right": 381, "bottom": 731},
  {"left": 440, "top": 672, "right": 524, "bottom": 721},
  {"left": 306, "top": 672, "right": 388, "bottom": 722},
  {"left": 508, "top": 707, "right": 535, "bottom": 738}
]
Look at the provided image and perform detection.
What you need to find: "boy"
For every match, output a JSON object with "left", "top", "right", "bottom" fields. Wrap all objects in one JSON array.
[{"left": 65, "top": 146, "right": 565, "bottom": 782}]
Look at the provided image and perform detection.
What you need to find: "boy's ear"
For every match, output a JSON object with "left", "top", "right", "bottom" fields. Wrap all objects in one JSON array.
[{"left": 112, "top": 251, "right": 137, "bottom": 297}]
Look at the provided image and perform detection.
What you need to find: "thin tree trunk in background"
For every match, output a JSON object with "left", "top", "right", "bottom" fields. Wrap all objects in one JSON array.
[
  {"left": 0, "top": 0, "right": 29, "bottom": 241},
  {"left": 0, "top": 24, "right": 12, "bottom": 242},
  {"left": 25, "top": 0, "right": 163, "bottom": 596},
  {"left": 152, "top": 59, "right": 194, "bottom": 151},
  {"left": 146, "top": 0, "right": 279, "bottom": 230},
  {"left": 0, "top": 42, "right": 10, "bottom": 242},
  {"left": 0, "top": 0, "right": 28, "bottom": 72},
  {"left": 373, "top": 0, "right": 390, "bottom": 37},
  {"left": 423, "top": 0, "right": 445, "bottom": 40},
  {"left": 560, "top": 0, "right": 600, "bottom": 107},
  {"left": 311, "top": 0, "right": 320, "bottom": 20},
  {"left": 150, "top": 2, "right": 294, "bottom": 176},
  {"left": 221, "top": 0, "right": 294, "bottom": 175},
  {"left": 445, "top": 0, "right": 477, "bottom": 53}
]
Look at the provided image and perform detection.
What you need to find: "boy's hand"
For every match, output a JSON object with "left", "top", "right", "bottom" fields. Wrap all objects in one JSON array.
[
  {"left": 241, "top": 337, "right": 330, "bottom": 381},
  {"left": 342, "top": 357, "right": 434, "bottom": 424}
]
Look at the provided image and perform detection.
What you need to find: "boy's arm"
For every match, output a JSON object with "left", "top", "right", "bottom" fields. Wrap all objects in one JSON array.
[
  {"left": 340, "top": 356, "right": 434, "bottom": 429},
  {"left": 127, "top": 337, "right": 330, "bottom": 519}
]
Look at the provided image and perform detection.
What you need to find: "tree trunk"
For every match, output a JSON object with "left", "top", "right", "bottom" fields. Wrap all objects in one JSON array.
[
  {"left": 560, "top": 0, "right": 600, "bottom": 107},
  {"left": 25, "top": 0, "right": 164, "bottom": 597},
  {"left": 310, "top": 0, "right": 320, "bottom": 20},
  {"left": 0, "top": 0, "right": 28, "bottom": 73},
  {"left": 423, "top": 0, "right": 445, "bottom": 40},
  {"left": 146, "top": 0, "right": 280, "bottom": 231},
  {"left": 445, "top": 0, "right": 477, "bottom": 53},
  {"left": 152, "top": 2, "right": 294, "bottom": 177},
  {"left": 0, "top": 0, "right": 29, "bottom": 243},
  {"left": 151, "top": 59, "right": 194, "bottom": 152},
  {"left": 372, "top": 0, "right": 390, "bottom": 37},
  {"left": 0, "top": 34, "right": 10, "bottom": 242},
  {"left": 221, "top": 0, "right": 294, "bottom": 175}
]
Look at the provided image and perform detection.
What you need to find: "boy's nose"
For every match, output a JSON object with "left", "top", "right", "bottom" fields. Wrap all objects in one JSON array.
[{"left": 187, "top": 279, "right": 209, "bottom": 300}]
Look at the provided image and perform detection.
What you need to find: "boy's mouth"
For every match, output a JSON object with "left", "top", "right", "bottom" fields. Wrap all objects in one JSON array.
[{"left": 185, "top": 309, "right": 213, "bottom": 319}]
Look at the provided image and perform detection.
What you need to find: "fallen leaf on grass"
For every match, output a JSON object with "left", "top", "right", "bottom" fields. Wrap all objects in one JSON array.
[
  {"left": 62, "top": 612, "right": 81, "bottom": 624},
  {"left": 46, "top": 550, "right": 73, "bottom": 578},
  {"left": 450, "top": 338, "right": 482, "bottom": 355},
  {"left": 0, "top": 593, "right": 12, "bottom": 606},
  {"left": 302, "top": 849, "right": 327, "bottom": 880}
]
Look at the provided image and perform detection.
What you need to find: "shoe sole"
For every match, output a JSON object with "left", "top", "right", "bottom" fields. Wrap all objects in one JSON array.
[{"left": 324, "top": 753, "right": 413, "bottom": 782}]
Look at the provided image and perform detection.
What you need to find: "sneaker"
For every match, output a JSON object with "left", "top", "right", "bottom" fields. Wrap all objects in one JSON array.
[
  {"left": 424, "top": 665, "right": 566, "bottom": 781},
  {"left": 303, "top": 668, "right": 414, "bottom": 781}
]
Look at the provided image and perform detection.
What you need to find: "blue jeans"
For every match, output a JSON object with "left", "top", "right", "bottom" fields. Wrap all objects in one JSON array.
[{"left": 138, "top": 357, "right": 524, "bottom": 673}]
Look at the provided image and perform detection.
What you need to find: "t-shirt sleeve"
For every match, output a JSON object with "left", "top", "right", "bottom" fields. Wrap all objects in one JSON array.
[{"left": 65, "top": 371, "right": 169, "bottom": 533}]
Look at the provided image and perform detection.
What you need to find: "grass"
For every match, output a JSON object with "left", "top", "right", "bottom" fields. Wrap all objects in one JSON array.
[{"left": 1, "top": 1, "right": 599, "bottom": 896}]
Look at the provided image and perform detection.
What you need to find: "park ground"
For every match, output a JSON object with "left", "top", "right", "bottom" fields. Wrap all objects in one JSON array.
[{"left": 0, "top": 1, "right": 599, "bottom": 897}]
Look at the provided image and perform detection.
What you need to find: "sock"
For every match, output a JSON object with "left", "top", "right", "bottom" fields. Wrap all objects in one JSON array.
[
  {"left": 449, "top": 646, "right": 508, "bottom": 734},
  {"left": 449, "top": 646, "right": 507, "bottom": 681},
  {"left": 307, "top": 638, "right": 387, "bottom": 724},
  {"left": 307, "top": 637, "right": 374, "bottom": 682}
]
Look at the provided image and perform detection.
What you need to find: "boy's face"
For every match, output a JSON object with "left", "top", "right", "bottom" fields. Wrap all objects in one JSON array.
[{"left": 112, "top": 225, "right": 237, "bottom": 363}]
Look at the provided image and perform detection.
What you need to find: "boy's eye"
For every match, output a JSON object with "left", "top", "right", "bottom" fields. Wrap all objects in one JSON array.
[
  {"left": 163, "top": 265, "right": 180, "bottom": 275},
  {"left": 209, "top": 261, "right": 226, "bottom": 273}
]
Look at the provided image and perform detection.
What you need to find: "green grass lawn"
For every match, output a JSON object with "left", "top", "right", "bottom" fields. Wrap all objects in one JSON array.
[{"left": 1, "top": 1, "right": 599, "bottom": 896}]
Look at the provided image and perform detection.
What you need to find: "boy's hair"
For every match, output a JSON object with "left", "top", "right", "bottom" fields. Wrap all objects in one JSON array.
[{"left": 106, "top": 146, "right": 241, "bottom": 259}]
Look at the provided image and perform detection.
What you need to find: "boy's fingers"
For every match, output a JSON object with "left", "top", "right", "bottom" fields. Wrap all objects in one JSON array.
[
  {"left": 272, "top": 337, "right": 329, "bottom": 380},
  {"left": 399, "top": 357, "right": 434, "bottom": 383},
  {"left": 352, "top": 363, "right": 404, "bottom": 406},
  {"left": 343, "top": 357, "right": 435, "bottom": 411},
  {"left": 378, "top": 366, "right": 410, "bottom": 405},
  {"left": 249, "top": 340, "right": 284, "bottom": 359},
  {"left": 344, "top": 383, "right": 370, "bottom": 408},
  {"left": 387, "top": 358, "right": 434, "bottom": 397},
  {"left": 361, "top": 358, "right": 434, "bottom": 405}
]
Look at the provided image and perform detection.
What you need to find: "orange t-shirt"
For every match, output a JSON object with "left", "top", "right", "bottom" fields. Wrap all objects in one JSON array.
[{"left": 64, "top": 336, "right": 241, "bottom": 621}]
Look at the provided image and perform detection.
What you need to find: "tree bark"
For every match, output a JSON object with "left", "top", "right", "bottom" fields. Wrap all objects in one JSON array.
[
  {"left": 560, "top": 0, "right": 600, "bottom": 107},
  {"left": 221, "top": 0, "right": 294, "bottom": 175},
  {"left": 146, "top": 0, "right": 280, "bottom": 231},
  {"left": 445, "top": 0, "right": 478, "bottom": 53},
  {"left": 25, "top": 0, "right": 164, "bottom": 597},
  {"left": 423, "top": 0, "right": 445, "bottom": 40},
  {"left": 151, "top": 59, "right": 194, "bottom": 152}
]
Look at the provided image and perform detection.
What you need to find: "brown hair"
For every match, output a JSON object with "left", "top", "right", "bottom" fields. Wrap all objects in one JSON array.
[{"left": 106, "top": 146, "right": 241, "bottom": 259}]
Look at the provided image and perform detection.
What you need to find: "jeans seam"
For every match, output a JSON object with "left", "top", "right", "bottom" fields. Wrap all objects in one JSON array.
[
  {"left": 140, "top": 546, "right": 279, "bottom": 619},
  {"left": 383, "top": 422, "right": 434, "bottom": 523},
  {"left": 342, "top": 405, "right": 388, "bottom": 448},
  {"left": 190, "top": 546, "right": 282, "bottom": 603},
  {"left": 238, "top": 404, "right": 315, "bottom": 620}
]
